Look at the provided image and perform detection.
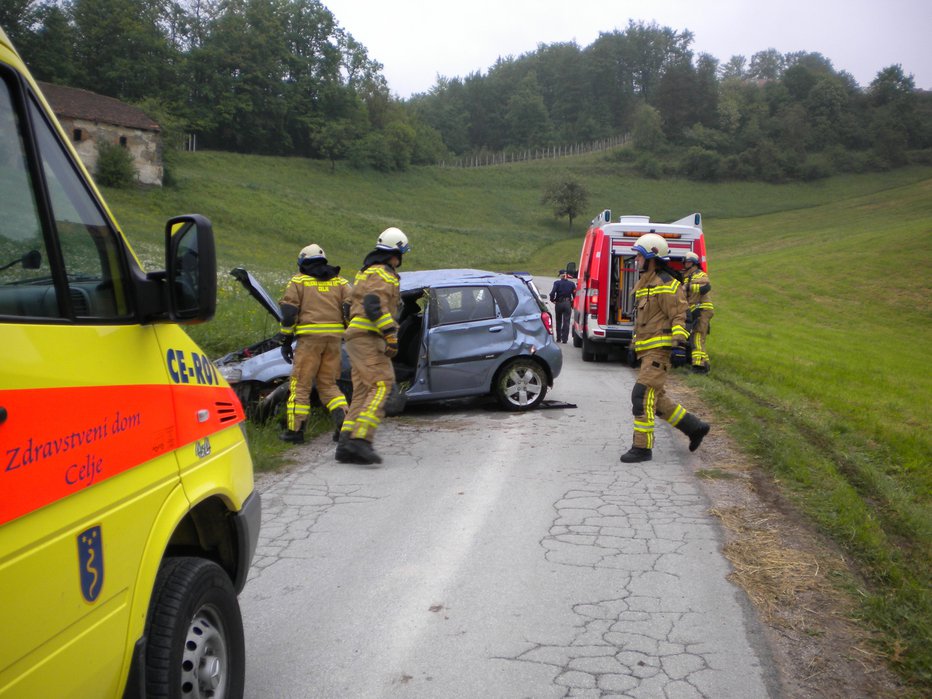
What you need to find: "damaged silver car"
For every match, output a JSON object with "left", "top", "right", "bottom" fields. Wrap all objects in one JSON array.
[{"left": 215, "top": 267, "right": 563, "bottom": 421}]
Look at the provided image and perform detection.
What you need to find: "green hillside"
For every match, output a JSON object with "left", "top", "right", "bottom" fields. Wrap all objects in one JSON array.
[{"left": 101, "top": 152, "right": 931, "bottom": 687}]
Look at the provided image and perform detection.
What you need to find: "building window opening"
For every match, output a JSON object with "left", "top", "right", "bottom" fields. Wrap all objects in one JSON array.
[
  {"left": 73, "top": 128, "right": 82, "bottom": 142},
  {"left": 119, "top": 136, "right": 127, "bottom": 147}
]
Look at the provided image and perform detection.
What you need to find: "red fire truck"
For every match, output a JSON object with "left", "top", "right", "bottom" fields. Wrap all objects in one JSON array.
[{"left": 571, "top": 210, "right": 707, "bottom": 361}]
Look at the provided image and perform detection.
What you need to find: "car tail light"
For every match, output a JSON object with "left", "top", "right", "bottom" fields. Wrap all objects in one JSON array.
[{"left": 541, "top": 311, "right": 554, "bottom": 335}]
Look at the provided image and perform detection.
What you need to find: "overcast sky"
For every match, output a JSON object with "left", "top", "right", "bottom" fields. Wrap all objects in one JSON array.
[{"left": 322, "top": 0, "right": 932, "bottom": 98}]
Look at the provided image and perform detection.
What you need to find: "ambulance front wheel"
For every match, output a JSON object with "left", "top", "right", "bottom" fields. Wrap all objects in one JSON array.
[{"left": 145, "top": 557, "right": 245, "bottom": 699}]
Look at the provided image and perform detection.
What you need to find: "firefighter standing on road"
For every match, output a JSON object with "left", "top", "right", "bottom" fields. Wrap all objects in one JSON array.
[
  {"left": 276, "top": 244, "right": 352, "bottom": 444},
  {"left": 620, "top": 234, "right": 711, "bottom": 463},
  {"left": 682, "top": 251, "right": 714, "bottom": 374},
  {"left": 336, "top": 227, "right": 410, "bottom": 465},
  {"left": 549, "top": 270, "right": 576, "bottom": 343}
]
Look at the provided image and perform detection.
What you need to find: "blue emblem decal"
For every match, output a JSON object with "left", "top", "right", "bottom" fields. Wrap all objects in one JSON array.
[{"left": 78, "top": 525, "right": 104, "bottom": 603}]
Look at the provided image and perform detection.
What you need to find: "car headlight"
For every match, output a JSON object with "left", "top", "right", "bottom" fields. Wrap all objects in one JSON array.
[{"left": 217, "top": 362, "right": 242, "bottom": 383}]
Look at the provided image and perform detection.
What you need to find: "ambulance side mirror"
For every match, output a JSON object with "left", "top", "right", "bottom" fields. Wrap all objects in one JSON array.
[{"left": 165, "top": 214, "right": 217, "bottom": 323}]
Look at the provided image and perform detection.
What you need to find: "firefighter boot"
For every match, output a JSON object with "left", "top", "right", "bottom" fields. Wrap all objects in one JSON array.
[
  {"left": 330, "top": 407, "right": 346, "bottom": 442},
  {"left": 620, "top": 446, "right": 652, "bottom": 463},
  {"left": 279, "top": 428, "right": 304, "bottom": 444},
  {"left": 344, "top": 438, "right": 383, "bottom": 465},
  {"left": 676, "top": 413, "right": 711, "bottom": 452},
  {"left": 335, "top": 432, "right": 363, "bottom": 464}
]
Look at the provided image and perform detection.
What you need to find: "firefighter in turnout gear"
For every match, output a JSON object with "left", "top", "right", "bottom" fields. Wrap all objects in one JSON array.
[
  {"left": 620, "top": 234, "right": 711, "bottom": 463},
  {"left": 682, "top": 251, "right": 714, "bottom": 374},
  {"left": 336, "top": 227, "right": 410, "bottom": 465},
  {"left": 276, "top": 244, "right": 351, "bottom": 444}
]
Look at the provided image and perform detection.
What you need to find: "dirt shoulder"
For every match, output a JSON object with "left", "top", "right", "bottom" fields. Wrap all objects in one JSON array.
[{"left": 671, "top": 376, "right": 908, "bottom": 699}]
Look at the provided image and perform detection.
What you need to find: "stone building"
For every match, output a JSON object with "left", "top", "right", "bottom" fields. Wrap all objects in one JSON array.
[{"left": 39, "top": 82, "right": 162, "bottom": 186}]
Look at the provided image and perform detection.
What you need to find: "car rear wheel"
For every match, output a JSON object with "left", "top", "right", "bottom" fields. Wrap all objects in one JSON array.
[
  {"left": 144, "top": 557, "right": 245, "bottom": 699},
  {"left": 494, "top": 358, "right": 548, "bottom": 411}
]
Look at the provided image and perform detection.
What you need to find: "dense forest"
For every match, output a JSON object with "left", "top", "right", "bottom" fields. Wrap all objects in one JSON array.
[{"left": 3, "top": 0, "right": 931, "bottom": 181}]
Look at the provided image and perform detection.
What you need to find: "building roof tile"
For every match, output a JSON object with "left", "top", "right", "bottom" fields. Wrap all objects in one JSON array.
[{"left": 38, "top": 82, "right": 160, "bottom": 132}]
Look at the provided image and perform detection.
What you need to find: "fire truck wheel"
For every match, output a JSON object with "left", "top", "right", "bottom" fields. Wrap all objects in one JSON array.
[
  {"left": 145, "top": 557, "right": 245, "bottom": 699},
  {"left": 494, "top": 358, "right": 548, "bottom": 411}
]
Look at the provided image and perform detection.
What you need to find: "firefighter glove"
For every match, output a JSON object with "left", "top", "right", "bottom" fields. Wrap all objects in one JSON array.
[
  {"left": 274, "top": 332, "right": 294, "bottom": 364},
  {"left": 280, "top": 342, "right": 294, "bottom": 364},
  {"left": 384, "top": 333, "right": 399, "bottom": 358}
]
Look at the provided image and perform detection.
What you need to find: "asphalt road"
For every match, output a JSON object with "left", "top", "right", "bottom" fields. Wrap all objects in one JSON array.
[{"left": 239, "top": 291, "right": 779, "bottom": 698}]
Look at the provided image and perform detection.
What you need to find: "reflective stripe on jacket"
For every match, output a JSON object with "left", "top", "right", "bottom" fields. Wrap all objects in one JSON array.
[
  {"left": 683, "top": 268, "right": 714, "bottom": 313},
  {"left": 279, "top": 274, "right": 351, "bottom": 337},
  {"left": 345, "top": 264, "right": 401, "bottom": 339},
  {"left": 632, "top": 269, "right": 689, "bottom": 354}
]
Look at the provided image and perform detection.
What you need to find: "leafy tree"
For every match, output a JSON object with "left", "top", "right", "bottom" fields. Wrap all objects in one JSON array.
[
  {"left": 15, "top": 2, "right": 77, "bottom": 85},
  {"left": 0, "top": 0, "right": 38, "bottom": 45},
  {"left": 72, "top": 0, "right": 175, "bottom": 101},
  {"left": 631, "top": 103, "right": 665, "bottom": 151},
  {"left": 311, "top": 118, "right": 360, "bottom": 171},
  {"left": 654, "top": 59, "right": 698, "bottom": 139},
  {"left": 541, "top": 178, "right": 589, "bottom": 230},
  {"left": 383, "top": 121, "right": 415, "bottom": 170},
  {"left": 720, "top": 55, "right": 747, "bottom": 80},
  {"left": 505, "top": 72, "right": 553, "bottom": 147},
  {"left": 748, "top": 49, "right": 784, "bottom": 81}
]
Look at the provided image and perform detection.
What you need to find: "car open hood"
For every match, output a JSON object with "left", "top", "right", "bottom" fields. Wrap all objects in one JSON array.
[{"left": 230, "top": 267, "right": 283, "bottom": 323}]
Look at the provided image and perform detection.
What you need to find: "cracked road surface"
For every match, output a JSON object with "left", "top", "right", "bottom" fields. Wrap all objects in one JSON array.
[{"left": 241, "top": 344, "right": 780, "bottom": 698}]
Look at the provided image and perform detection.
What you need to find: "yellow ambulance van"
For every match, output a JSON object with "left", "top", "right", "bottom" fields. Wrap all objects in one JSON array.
[{"left": 0, "top": 27, "right": 259, "bottom": 699}]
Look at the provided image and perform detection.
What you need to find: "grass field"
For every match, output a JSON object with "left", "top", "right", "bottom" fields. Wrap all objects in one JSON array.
[{"left": 101, "top": 151, "right": 931, "bottom": 688}]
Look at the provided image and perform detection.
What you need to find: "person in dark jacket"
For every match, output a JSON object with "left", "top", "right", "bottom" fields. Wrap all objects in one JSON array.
[{"left": 549, "top": 270, "right": 576, "bottom": 343}]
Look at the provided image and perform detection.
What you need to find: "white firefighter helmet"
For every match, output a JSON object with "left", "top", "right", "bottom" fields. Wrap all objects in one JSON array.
[
  {"left": 376, "top": 227, "right": 410, "bottom": 254},
  {"left": 685, "top": 251, "right": 700, "bottom": 265},
  {"left": 632, "top": 233, "right": 669, "bottom": 260},
  {"left": 298, "top": 243, "right": 326, "bottom": 262}
]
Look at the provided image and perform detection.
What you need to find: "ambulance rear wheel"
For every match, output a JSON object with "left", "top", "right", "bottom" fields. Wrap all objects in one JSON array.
[
  {"left": 145, "top": 557, "right": 245, "bottom": 699},
  {"left": 572, "top": 329, "right": 582, "bottom": 348},
  {"left": 581, "top": 336, "right": 596, "bottom": 362}
]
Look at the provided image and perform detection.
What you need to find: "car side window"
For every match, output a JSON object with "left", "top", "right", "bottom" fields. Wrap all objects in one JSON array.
[
  {"left": 490, "top": 285, "right": 518, "bottom": 317},
  {"left": 432, "top": 286, "right": 496, "bottom": 325}
]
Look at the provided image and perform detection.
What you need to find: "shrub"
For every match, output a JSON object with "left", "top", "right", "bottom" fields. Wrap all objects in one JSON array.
[
  {"left": 682, "top": 146, "right": 722, "bottom": 181},
  {"left": 800, "top": 154, "right": 833, "bottom": 181},
  {"left": 95, "top": 141, "right": 135, "bottom": 188},
  {"left": 635, "top": 153, "right": 663, "bottom": 178}
]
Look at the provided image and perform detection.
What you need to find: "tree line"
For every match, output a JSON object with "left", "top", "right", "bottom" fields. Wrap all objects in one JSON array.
[{"left": 4, "top": 2, "right": 931, "bottom": 180}]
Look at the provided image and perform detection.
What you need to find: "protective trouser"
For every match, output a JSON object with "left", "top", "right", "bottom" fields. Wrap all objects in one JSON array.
[
  {"left": 690, "top": 309, "right": 712, "bottom": 369},
  {"left": 342, "top": 333, "right": 394, "bottom": 442},
  {"left": 554, "top": 299, "right": 572, "bottom": 342},
  {"left": 630, "top": 348, "right": 701, "bottom": 448},
  {"left": 286, "top": 335, "right": 348, "bottom": 431}
]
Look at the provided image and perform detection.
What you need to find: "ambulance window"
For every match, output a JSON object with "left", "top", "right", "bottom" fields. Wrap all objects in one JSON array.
[
  {"left": 0, "top": 74, "right": 56, "bottom": 317},
  {"left": 28, "top": 96, "right": 128, "bottom": 320}
]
